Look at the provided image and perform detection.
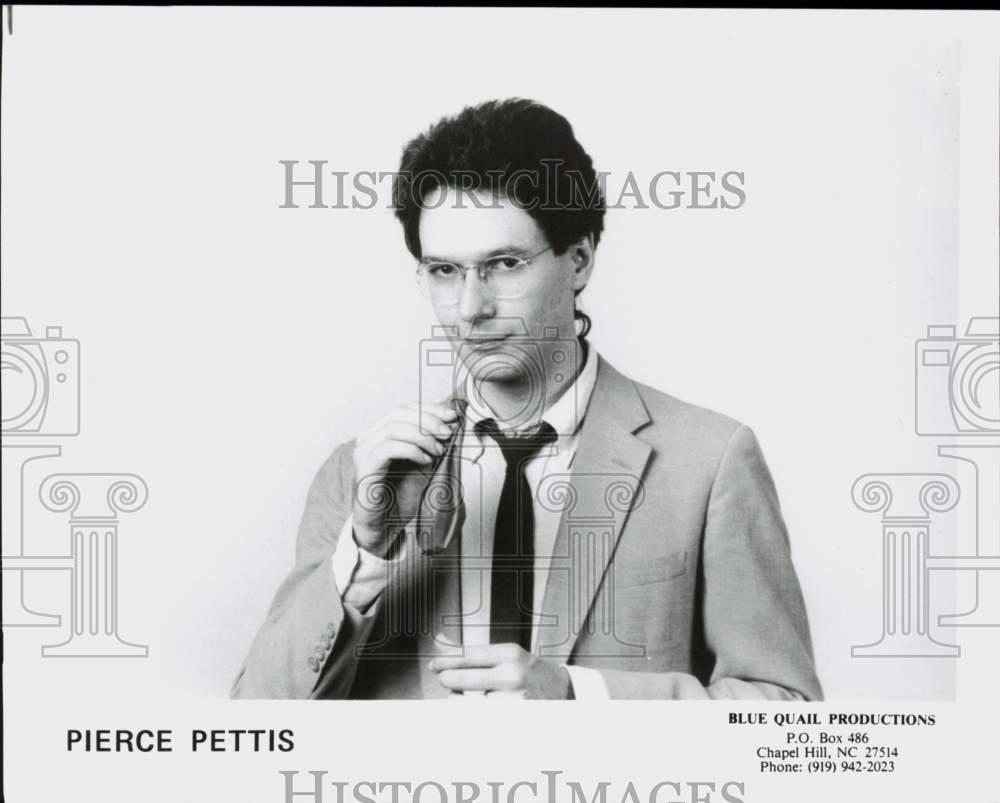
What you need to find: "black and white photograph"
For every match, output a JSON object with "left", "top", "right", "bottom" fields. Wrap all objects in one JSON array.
[
  {"left": 231, "top": 97, "right": 823, "bottom": 702},
  {"left": 2, "top": 6, "right": 998, "bottom": 802}
]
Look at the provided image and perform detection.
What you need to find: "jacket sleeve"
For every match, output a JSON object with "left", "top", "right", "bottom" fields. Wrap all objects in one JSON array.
[
  {"left": 597, "top": 425, "right": 824, "bottom": 700},
  {"left": 230, "top": 440, "right": 381, "bottom": 699}
]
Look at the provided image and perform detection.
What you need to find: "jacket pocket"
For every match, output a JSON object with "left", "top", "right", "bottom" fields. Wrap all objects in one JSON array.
[{"left": 610, "top": 548, "right": 688, "bottom": 589}]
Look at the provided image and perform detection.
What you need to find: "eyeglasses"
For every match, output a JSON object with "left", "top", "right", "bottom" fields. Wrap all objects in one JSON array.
[{"left": 415, "top": 245, "right": 554, "bottom": 304}]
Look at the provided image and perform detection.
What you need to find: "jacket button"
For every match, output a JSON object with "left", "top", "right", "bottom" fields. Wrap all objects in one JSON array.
[
  {"left": 321, "top": 635, "right": 332, "bottom": 649},
  {"left": 307, "top": 656, "right": 319, "bottom": 672},
  {"left": 326, "top": 622, "right": 336, "bottom": 636}
]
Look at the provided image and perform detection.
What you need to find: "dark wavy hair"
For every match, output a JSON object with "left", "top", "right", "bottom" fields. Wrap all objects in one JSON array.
[{"left": 392, "top": 98, "right": 606, "bottom": 260}]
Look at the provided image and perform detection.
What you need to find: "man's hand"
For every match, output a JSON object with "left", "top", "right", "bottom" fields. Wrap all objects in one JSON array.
[
  {"left": 352, "top": 401, "right": 460, "bottom": 557},
  {"left": 429, "top": 643, "right": 574, "bottom": 699}
]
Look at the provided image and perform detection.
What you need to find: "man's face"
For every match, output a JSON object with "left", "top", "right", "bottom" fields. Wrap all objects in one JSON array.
[{"left": 417, "top": 185, "right": 586, "bottom": 390}]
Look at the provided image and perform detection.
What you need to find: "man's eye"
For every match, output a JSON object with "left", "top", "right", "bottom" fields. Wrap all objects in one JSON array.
[
  {"left": 427, "top": 263, "right": 460, "bottom": 278},
  {"left": 486, "top": 256, "right": 524, "bottom": 272}
]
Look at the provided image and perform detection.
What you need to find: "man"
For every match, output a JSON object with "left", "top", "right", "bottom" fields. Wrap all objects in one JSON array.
[{"left": 231, "top": 98, "right": 823, "bottom": 700}]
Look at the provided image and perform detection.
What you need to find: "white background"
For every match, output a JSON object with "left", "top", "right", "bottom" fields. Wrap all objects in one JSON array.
[{"left": 2, "top": 8, "right": 998, "bottom": 803}]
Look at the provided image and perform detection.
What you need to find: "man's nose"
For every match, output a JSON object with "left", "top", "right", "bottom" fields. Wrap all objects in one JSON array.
[{"left": 456, "top": 271, "right": 495, "bottom": 321}]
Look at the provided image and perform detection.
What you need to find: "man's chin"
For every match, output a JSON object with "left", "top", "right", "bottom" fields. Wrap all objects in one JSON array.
[{"left": 464, "top": 359, "right": 525, "bottom": 385}]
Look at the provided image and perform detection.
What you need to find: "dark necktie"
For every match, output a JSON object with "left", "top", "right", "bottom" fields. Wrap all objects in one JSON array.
[{"left": 474, "top": 418, "right": 557, "bottom": 650}]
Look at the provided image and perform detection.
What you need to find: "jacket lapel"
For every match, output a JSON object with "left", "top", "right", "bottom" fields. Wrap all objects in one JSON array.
[{"left": 536, "top": 356, "right": 652, "bottom": 660}]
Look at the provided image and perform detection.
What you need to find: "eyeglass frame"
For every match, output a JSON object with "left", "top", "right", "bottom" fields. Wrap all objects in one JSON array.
[{"left": 414, "top": 244, "right": 555, "bottom": 303}]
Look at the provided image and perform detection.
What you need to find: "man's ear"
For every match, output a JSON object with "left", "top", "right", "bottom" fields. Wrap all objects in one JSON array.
[{"left": 568, "top": 234, "right": 596, "bottom": 292}]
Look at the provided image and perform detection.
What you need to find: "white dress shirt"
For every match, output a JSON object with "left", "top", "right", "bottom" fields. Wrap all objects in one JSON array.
[{"left": 330, "top": 343, "right": 609, "bottom": 698}]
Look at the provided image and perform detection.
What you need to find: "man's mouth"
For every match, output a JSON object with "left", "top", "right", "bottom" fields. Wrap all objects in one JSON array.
[
  {"left": 463, "top": 335, "right": 509, "bottom": 344},
  {"left": 462, "top": 336, "right": 510, "bottom": 352}
]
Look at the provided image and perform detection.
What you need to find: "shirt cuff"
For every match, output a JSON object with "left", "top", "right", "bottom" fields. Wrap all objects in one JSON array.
[
  {"left": 564, "top": 665, "right": 610, "bottom": 700},
  {"left": 330, "top": 515, "right": 407, "bottom": 612}
]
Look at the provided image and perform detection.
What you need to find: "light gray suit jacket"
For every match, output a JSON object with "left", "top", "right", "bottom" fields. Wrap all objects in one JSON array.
[{"left": 231, "top": 357, "right": 823, "bottom": 700}]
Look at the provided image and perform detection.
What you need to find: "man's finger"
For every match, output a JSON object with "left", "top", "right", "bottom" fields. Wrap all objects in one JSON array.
[
  {"left": 436, "top": 667, "right": 520, "bottom": 692},
  {"left": 406, "top": 401, "right": 460, "bottom": 420},
  {"left": 429, "top": 643, "right": 520, "bottom": 671},
  {"left": 377, "top": 421, "right": 446, "bottom": 457},
  {"left": 387, "top": 408, "right": 458, "bottom": 439},
  {"left": 359, "top": 404, "right": 458, "bottom": 443},
  {"left": 370, "top": 439, "right": 435, "bottom": 467}
]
